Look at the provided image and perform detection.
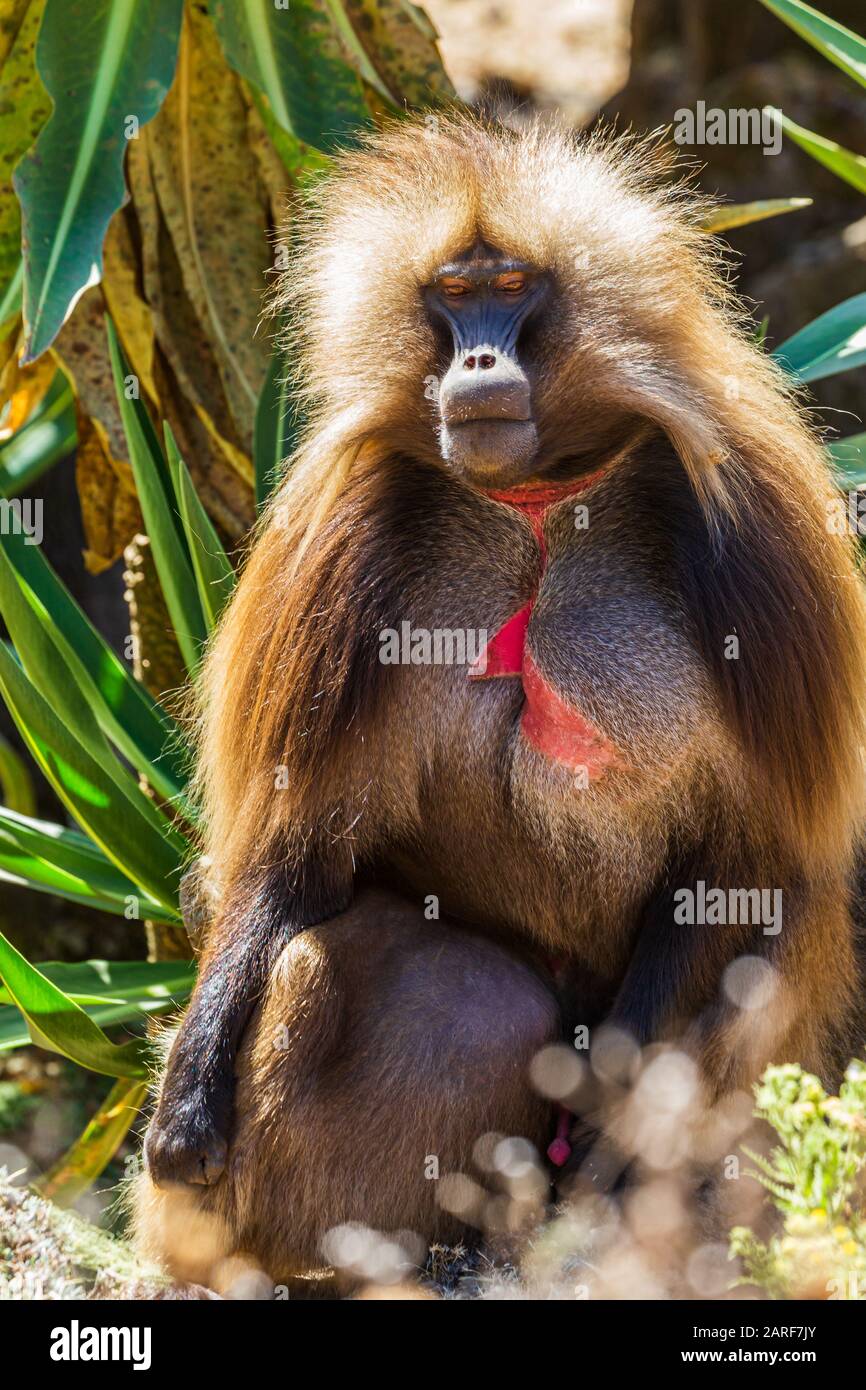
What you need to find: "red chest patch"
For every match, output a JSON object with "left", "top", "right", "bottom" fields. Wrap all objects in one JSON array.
[{"left": 468, "top": 474, "right": 618, "bottom": 776}]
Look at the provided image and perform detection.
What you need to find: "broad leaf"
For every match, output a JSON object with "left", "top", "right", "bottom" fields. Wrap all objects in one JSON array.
[
  {"left": 773, "top": 295, "right": 866, "bottom": 383},
  {"left": 0, "top": 0, "right": 51, "bottom": 322},
  {"left": 15, "top": 0, "right": 184, "bottom": 361},
  {"left": 146, "top": 5, "right": 270, "bottom": 445},
  {"left": 0, "top": 957, "right": 195, "bottom": 1011},
  {"left": 210, "top": 0, "right": 371, "bottom": 152}
]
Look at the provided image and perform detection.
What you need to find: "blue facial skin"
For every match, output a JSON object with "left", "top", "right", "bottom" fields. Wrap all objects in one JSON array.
[
  {"left": 424, "top": 258, "right": 548, "bottom": 358},
  {"left": 423, "top": 251, "right": 548, "bottom": 486}
]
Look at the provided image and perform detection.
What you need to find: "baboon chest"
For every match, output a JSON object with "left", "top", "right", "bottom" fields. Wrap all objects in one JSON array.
[{"left": 381, "top": 472, "right": 714, "bottom": 955}]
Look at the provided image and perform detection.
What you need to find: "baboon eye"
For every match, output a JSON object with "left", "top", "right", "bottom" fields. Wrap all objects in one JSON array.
[
  {"left": 440, "top": 278, "right": 472, "bottom": 298},
  {"left": 495, "top": 273, "right": 528, "bottom": 295}
]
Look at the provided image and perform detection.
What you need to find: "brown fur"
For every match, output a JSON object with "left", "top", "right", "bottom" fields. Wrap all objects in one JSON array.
[
  {"left": 138, "top": 114, "right": 866, "bottom": 1280},
  {"left": 133, "top": 890, "right": 558, "bottom": 1290}
]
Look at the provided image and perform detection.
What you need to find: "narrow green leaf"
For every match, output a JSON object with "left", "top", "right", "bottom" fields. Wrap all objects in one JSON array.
[
  {"left": 15, "top": 0, "right": 184, "bottom": 361},
  {"left": 254, "top": 339, "right": 299, "bottom": 511},
  {"left": 106, "top": 318, "right": 207, "bottom": 675},
  {"left": 0, "top": 536, "right": 189, "bottom": 844},
  {"left": 0, "top": 805, "right": 179, "bottom": 922},
  {"left": 0, "top": 641, "right": 186, "bottom": 910},
  {"left": 764, "top": 108, "right": 866, "bottom": 193},
  {"left": 0, "top": 729, "right": 35, "bottom": 813},
  {"left": 700, "top": 198, "right": 812, "bottom": 233},
  {"left": 773, "top": 295, "right": 866, "bottom": 383},
  {"left": 758, "top": 0, "right": 866, "bottom": 89},
  {"left": 0, "top": 527, "right": 191, "bottom": 805},
  {"left": 0, "top": 931, "right": 149, "bottom": 1076},
  {"left": 0, "top": 957, "right": 194, "bottom": 1051},
  {"left": 164, "top": 422, "right": 235, "bottom": 632},
  {"left": 0, "top": 957, "right": 195, "bottom": 1009},
  {"left": 0, "top": 257, "right": 22, "bottom": 335},
  {"left": 34, "top": 1075, "right": 148, "bottom": 1205},
  {"left": 210, "top": 0, "right": 371, "bottom": 153}
]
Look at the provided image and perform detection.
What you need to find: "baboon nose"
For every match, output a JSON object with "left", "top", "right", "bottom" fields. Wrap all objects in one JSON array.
[{"left": 440, "top": 347, "right": 530, "bottom": 425}]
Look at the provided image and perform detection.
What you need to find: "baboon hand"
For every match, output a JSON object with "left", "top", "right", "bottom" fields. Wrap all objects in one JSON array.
[{"left": 144, "top": 1094, "right": 229, "bottom": 1188}]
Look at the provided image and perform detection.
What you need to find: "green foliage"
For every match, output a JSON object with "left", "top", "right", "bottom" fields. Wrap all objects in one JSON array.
[
  {"left": 730, "top": 1062, "right": 866, "bottom": 1300},
  {"left": 760, "top": 0, "right": 866, "bottom": 473},
  {"left": 210, "top": 0, "right": 370, "bottom": 152},
  {"left": 254, "top": 333, "right": 299, "bottom": 511},
  {"left": 758, "top": 0, "right": 866, "bottom": 89},
  {"left": 773, "top": 294, "right": 866, "bottom": 383},
  {"left": 0, "top": 0, "right": 453, "bottom": 1200},
  {"left": 14, "top": 0, "right": 185, "bottom": 362}
]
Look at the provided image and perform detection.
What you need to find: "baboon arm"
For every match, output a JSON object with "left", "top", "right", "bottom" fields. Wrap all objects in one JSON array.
[
  {"left": 608, "top": 851, "right": 763, "bottom": 1076},
  {"left": 145, "top": 848, "right": 353, "bottom": 1188}
]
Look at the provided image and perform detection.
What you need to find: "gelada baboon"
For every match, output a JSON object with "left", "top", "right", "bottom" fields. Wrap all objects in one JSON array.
[{"left": 136, "top": 113, "right": 866, "bottom": 1286}]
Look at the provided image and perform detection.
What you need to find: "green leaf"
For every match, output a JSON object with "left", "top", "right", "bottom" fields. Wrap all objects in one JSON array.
[
  {"left": 14, "top": 0, "right": 184, "bottom": 361},
  {"left": 164, "top": 422, "right": 235, "bottom": 632},
  {"left": 829, "top": 432, "right": 866, "bottom": 490},
  {"left": 34, "top": 1075, "right": 148, "bottom": 1205},
  {"left": 0, "top": 729, "right": 34, "bottom": 813},
  {"left": 764, "top": 109, "right": 866, "bottom": 193},
  {"left": 0, "top": 257, "right": 22, "bottom": 335},
  {"left": 773, "top": 295, "right": 866, "bottom": 383},
  {"left": 0, "top": 957, "right": 195, "bottom": 1010},
  {"left": 0, "top": 534, "right": 189, "bottom": 847},
  {"left": 0, "top": 0, "right": 51, "bottom": 321},
  {"left": 210, "top": 0, "right": 371, "bottom": 153},
  {"left": 758, "top": 0, "right": 866, "bottom": 90},
  {"left": 0, "top": 370, "right": 77, "bottom": 499},
  {"left": 0, "top": 804, "right": 179, "bottom": 922},
  {"left": 0, "top": 526, "right": 191, "bottom": 807},
  {"left": 254, "top": 338, "right": 299, "bottom": 511},
  {"left": 0, "top": 640, "right": 186, "bottom": 910},
  {"left": 700, "top": 198, "right": 812, "bottom": 233},
  {"left": 0, "top": 931, "right": 149, "bottom": 1076},
  {"left": 247, "top": 85, "right": 331, "bottom": 186},
  {"left": 106, "top": 317, "right": 208, "bottom": 675}
]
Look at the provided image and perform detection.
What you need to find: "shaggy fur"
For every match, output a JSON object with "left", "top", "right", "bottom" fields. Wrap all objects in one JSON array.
[{"left": 137, "top": 113, "right": 866, "bottom": 1286}]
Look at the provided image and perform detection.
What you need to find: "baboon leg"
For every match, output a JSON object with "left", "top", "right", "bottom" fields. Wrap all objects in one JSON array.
[{"left": 133, "top": 889, "right": 560, "bottom": 1291}]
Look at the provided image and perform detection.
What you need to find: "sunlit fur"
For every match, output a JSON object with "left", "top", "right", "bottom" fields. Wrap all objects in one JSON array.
[
  {"left": 138, "top": 114, "right": 866, "bottom": 1286},
  {"left": 201, "top": 112, "right": 866, "bottom": 882}
]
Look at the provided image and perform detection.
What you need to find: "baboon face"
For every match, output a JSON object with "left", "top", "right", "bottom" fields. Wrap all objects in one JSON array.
[
  {"left": 423, "top": 240, "right": 550, "bottom": 488},
  {"left": 288, "top": 118, "right": 755, "bottom": 503}
]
